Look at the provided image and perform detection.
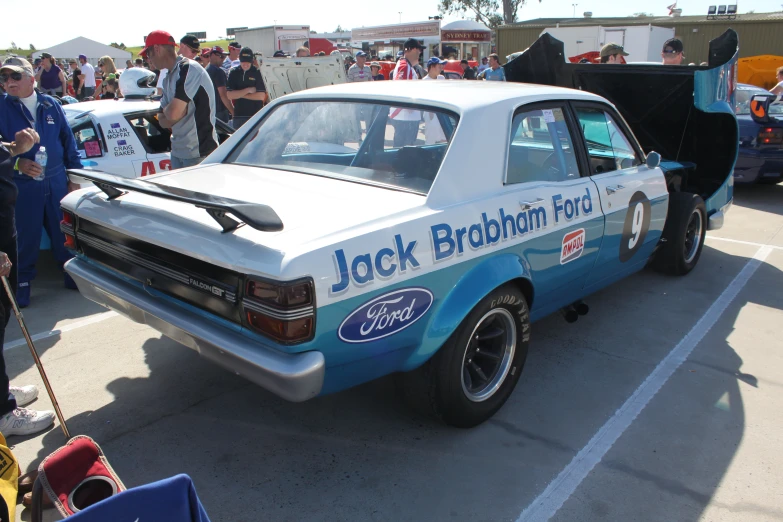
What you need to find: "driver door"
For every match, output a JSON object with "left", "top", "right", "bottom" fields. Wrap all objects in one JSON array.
[{"left": 573, "top": 103, "right": 669, "bottom": 290}]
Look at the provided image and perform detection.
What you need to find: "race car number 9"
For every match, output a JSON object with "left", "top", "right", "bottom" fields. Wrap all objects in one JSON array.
[{"left": 619, "top": 191, "right": 651, "bottom": 263}]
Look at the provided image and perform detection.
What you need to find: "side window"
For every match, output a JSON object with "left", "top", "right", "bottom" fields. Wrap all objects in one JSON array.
[
  {"left": 67, "top": 114, "right": 103, "bottom": 158},
  {"left": 125, "top": 113, "right": 171, "bottom": 154},
  {"left": 506, "top": 107, "right": 580, "bottom": 184},
  {"left": 574, "top": 107, "right": 641, "bottom": 175}
]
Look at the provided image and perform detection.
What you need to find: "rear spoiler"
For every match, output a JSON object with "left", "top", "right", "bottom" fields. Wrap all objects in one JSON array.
[
  {"left": 67, "top": 169, "right": 283, "bottom": 233},
  {"left": 750, "top": 93, "right": 779, "bottom": 124}
]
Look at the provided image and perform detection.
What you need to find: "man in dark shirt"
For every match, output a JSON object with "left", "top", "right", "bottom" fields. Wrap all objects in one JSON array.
[
  {"left": 206, "top": 46, "right": 233, "bottom": 123},
  {"left": 0, "top": 128, "right": 57, "bottom": 437},
  {"left": 461, "top": 59, "right": 477, "bottom": 80},
  {"left": 227, "top": 47, "right": 267, "bottom": 129}
]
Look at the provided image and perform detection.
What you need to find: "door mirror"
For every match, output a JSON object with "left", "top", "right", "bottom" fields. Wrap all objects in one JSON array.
[{"left": 646, "top": 151, "right": 661, "bottom": 169}]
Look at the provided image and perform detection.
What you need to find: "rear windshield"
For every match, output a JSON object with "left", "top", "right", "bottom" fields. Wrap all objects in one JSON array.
[
  {"left": 226, "top": 101, "right": 459, "bottom": 194},
  {"left": 736, "top": 88, "right": 783, "bottom": 115}
]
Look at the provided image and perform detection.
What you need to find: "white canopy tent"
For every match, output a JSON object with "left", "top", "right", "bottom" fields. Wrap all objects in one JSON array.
[{"left": 31, "top": 37, "right": 131, "bottom": 67}]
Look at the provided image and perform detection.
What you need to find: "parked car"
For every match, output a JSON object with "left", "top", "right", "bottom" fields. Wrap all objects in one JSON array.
[
  {"left": 734, "top": 83, "right": 783, "bottom": 184},
  {"left": 63, "top": 68, "right": 232, "bottom": 182},
  {"left": 62, "top": 68, "right": 736, "bottom": 428}
]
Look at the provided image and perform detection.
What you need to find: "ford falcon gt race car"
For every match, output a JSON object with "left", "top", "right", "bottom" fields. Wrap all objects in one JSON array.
[
  {"left": 63, "top": 68, "right": 232, "bottom": 182},
  {"left": 60, "top": 45, "right": 738, "bottom": 428}
]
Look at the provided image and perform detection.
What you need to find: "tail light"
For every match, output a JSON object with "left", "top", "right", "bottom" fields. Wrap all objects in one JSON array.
[
  {"left": 243, "top": 278, "right": 315, "bottom": 344},
  {"left": 758, "top": 127, "right": 782, "bottom": 145},
  {"left": 60, "top": 209, "right": 77, "bottom": 250}
]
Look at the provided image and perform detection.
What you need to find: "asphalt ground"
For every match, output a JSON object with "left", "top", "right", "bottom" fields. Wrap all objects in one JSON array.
[{"left": 4, "top": 183, "right": 783, "bottom": 522}]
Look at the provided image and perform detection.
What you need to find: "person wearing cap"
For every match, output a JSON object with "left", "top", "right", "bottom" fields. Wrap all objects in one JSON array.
[
  {"left": 600, "top": 43, "right": 628, "bottom": 64},
  {"left": 223, "top": 41, "right": 242, "bottom": 73},
  {"left": 0, "top": 57, "right": 83, "bottom": 308},
  {"left": 273, "top": 50, "right": 289, "bottom": 58},
  {"left": 460, "top": 59, "right": 477, "bottom": 80},
  {"left": 347, "top": 51, "right": 373, "bottom": 83},
  {"left": 227, "top": 47, "right": 267, "bottom": 129},
  {"left": 477, "top": 56, "right": 489, "bottom": 74},
  {"left": 179, "top": 35, "right": 201, "bottom": 60},
  {"left": 141, "top": 29, "right": 218, "bottom": 169},
  {"left": 662, "top": 38, "right": 684, "bottom": 65},
  {"left": 370, "top": 62, "right": 384, "bottom": 81},
  {"left": 206, "top": 46, "right": 234, "bottom": 124},
  {"left": 392, "top": 38, "right": 424, "bottom": 81},
  {"left": 483, "top": 53, "right": 506, "bottom": 81},
  {"left": 423, "top": 57, "right": 446, "bottom": 80},
  {"left": 77, "top": 54, "right": 96, "bottom": 99}
]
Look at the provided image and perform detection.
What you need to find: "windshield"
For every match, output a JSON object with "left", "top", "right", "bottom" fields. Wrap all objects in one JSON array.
[
  {"left": 226, "top": 101, "right": 459, "bottom": 194},
  {"left": 736, "top": 88, "right": 783, "bottom": 115}
]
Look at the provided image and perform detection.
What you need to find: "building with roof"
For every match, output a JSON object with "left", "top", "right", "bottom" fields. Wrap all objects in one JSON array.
[{"left": 497, "top": 11, "right": 783, "bottom": 64}]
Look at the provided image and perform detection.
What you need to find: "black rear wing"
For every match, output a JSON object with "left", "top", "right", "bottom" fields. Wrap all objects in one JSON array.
[
  {"left": 749, "top": 93, "right": 780, "bottom": 124},
  {"left": 67, "top": 169, "right": 283, "bottom": 233}
]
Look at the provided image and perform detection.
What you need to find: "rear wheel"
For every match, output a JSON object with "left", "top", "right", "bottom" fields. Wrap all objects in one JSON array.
[
  {"left": 653, "top": 192, "right": 707, "bottom": 275},
  {"left": 398, "top": 285, "right": 530, "bottom": 428}
]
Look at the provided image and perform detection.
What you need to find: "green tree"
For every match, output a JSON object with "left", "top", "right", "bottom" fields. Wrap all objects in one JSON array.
[
  {"left": 109, "top": 42, "right": 127, "bottom": 50},
  {"left": 29, "top": 43, "right": 36, "bottom": 51},
  {"left": 334, "top": 24, "right": 344, "bottom": 33},
  {"left": 439, "top": 0, "right": 540, "bottom": 26},
  {"left": 633, "top": 12, "right": 653, "bottom": 17}
]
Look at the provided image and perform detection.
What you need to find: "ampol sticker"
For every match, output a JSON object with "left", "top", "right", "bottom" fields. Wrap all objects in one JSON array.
[{"left": 560, "top": 228, "right": 585, "bottom": 264}]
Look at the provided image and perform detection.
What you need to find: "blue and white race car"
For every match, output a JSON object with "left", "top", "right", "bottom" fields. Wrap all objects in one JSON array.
[{"left": 60, "top": 41, "right": 738, "bottom": 428}]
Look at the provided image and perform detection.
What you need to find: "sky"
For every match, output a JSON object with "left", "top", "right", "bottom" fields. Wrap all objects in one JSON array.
[{"left": 5, "top": 0, "right": 783, "bottom": 50}]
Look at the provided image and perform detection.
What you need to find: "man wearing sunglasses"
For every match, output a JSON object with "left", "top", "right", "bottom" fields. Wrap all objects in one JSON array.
[
  {"left": 0, "top": 57, "right": 83, "bottom": 308},
  {"left": 662, "top": 38, "right": 685, "bottom": 65}
]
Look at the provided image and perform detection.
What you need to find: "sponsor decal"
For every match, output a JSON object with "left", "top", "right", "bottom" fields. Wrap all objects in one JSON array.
[
  {"left": 46, "top": 115, "right": 55, "bottom": 125},
  {"left": 139, "top": 159, "right": 173, "bottom": 176},
  {"left": 110, "top": 122, "right": 121, "bottom": 129},
  {"left": 338, "top": 287, "right": 433, "bottom": 343},
  {"left": 560, "top": 228, "right": 585, "bottom": 264},
  {"left": 330, "top": 188, "right": 595, "bottom": 292}
]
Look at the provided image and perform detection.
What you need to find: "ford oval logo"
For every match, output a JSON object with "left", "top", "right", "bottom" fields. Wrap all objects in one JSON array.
[{"left": 338, "top": 287, "right": 434, "bottom": 344}]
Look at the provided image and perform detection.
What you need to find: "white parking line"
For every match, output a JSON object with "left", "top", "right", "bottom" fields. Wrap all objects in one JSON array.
[
  {"left": 706, "top": 235, "right": 783, "bottom": 250},
  {"left": 5, "top": 311, "right": 118, "bottom": 350},
  {"left": 517, "top": 244, "right": 773, "bottom": 522}
]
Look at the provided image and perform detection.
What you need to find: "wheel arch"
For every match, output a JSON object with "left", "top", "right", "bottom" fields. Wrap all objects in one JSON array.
[{"left": 403, "top": 253, "right": 534, "bottom": 371}]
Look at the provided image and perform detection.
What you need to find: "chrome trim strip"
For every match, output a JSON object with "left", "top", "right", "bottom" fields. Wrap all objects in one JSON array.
[
  {"left": 65, "top": 258, "right": 324, "bottom": 402},
  {"left": 242, "top": 299, "right": 314, "bottom": 321}
]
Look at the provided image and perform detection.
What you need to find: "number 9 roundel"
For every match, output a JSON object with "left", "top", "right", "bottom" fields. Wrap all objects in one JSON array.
[{"left": 619, "top": 191, "right": 651, "bottom": 263}]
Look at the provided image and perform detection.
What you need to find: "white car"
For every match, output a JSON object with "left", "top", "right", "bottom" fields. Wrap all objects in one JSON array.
[
  {"left": 63, "top": 69, "right": 233, "bottom": 181},
  {"left": 62, "top": 76, "right": 736, "bottom": 428}
]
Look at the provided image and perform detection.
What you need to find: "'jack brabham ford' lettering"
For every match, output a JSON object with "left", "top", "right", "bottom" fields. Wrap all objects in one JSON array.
[{"left": 331, "top": 234, "right": 420, "bottom": 294}]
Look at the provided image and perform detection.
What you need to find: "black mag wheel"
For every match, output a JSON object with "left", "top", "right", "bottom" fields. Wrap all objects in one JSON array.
[{"left": 461, "top": 308, "right": 516, "bottom": 402}]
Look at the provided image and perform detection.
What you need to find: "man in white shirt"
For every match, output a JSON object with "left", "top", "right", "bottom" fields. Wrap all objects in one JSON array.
[{"left": 77, "top": 54, "right": 96, "bottom": 98}]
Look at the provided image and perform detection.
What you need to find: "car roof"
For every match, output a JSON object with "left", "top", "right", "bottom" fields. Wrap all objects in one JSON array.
[
  {"left": 280, "top": 80, "right": 608, "bottom": 114},
  {"left": 62, "top": 99, "right": 159, "bottom": 116}
]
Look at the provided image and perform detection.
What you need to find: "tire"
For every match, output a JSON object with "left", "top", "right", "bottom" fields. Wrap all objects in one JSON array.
[
  {"left": 653, "top": 192, "right": 707, "bottom": 276},
  {"left": 398, "top": 285, "right": 530, "bottom": 428}
]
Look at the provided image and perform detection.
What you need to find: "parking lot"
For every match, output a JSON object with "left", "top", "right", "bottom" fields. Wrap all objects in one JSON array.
[{"left": 5, "top": 183, "right": 783, "bottom": 522}]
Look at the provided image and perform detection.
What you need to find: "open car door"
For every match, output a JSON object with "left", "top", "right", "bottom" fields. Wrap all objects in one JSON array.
[
  {"left": 504, "top": 30, "right": 739, "bottom": 216},
  {"left": 259, "top": 55, "right": 346, "bottom": 101}
]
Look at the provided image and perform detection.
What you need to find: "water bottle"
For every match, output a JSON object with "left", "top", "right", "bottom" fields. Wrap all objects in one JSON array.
[{"left": 33, "top": 146, "right": 47, "bottom": 181}]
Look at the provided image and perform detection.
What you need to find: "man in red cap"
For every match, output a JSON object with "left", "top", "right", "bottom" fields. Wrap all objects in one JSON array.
[{"left": 141, "top": 30, "right": 218, "bottom": 169}]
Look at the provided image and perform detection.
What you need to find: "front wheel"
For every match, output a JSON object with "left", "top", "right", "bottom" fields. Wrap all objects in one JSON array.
[
  {"left": 653, "top": 192, "right": 707, "bottom": 275},
  {"left": 398, "top": 285, "right": 530, "bottom": 428}
]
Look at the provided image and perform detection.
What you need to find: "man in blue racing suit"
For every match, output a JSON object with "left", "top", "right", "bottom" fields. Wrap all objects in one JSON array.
[{"left": 0, "top": 57, "right": 82, "bottom": 308}]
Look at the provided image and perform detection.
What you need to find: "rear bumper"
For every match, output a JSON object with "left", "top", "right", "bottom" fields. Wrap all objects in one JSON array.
[
  {"left": 65, "top": 257, "right": 325, "bottom": 402},
  {"left": 734, "top": 151, "right": 783, "bottom": 184}
]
